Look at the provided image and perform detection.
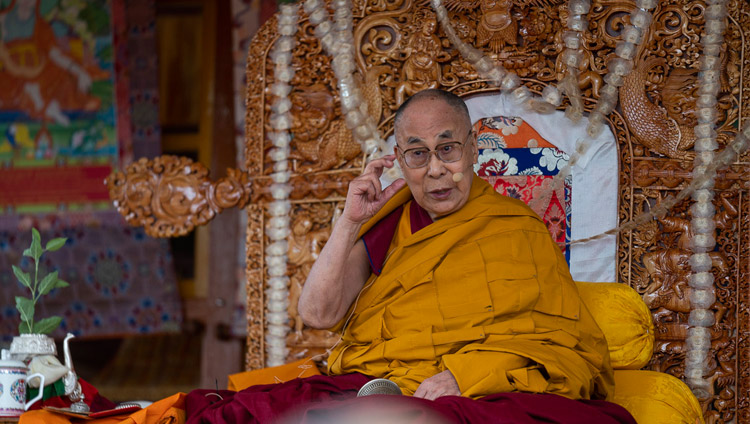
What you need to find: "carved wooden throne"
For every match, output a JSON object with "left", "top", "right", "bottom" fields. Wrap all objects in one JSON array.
[{"left": 108, "top": 0, "right": 750, "bottom": 422}]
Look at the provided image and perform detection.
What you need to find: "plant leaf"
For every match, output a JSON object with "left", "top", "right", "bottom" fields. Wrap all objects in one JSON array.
[
  {"left": 15, "top": 296, "right": 34, "bottom": 327},
  {"left": 12, "top": 265, "right": 31, "bottom": 288},
  {"left": 33, "top": 316, "right": 62, "bottom": 335},
  {"left": 18, "top": 321, "right": 32, "bottom": 334},
  {"left": 45, "top": 237, "right": 67, "bottom": 252},
  {"left": 55, "top": 279, "right": 70, "bottom": 289},
  {"left": 26, "top": 228, "right": 43, "bottom": 261},
  {"left": 39, "top": 271, "right": 59, "bottom": 295}
]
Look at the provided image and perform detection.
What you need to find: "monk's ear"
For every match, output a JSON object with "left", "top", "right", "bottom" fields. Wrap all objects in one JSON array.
[
  {"left": 471, "top": 131, "right": 479, "bottom": 163},
  {"left": 393, "top": 144, "right": 403, "bottom": 167}
]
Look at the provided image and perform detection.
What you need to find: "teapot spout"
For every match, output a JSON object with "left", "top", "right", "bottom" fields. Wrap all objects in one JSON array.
[
  {"left": 63, "top": 333, "right": 75, "bottom": 370},
  {"left": 62, "top": 333, "right": 78, "bottom": 395}
]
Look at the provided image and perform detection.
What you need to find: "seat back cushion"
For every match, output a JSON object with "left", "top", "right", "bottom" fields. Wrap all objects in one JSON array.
[{"left": 575, "top": 281, "right": 654, "bottom": 370}]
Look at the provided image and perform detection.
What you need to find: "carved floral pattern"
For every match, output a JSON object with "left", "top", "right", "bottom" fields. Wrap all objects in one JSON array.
[{"left": 106, "top": 156, "right": 253, "bottom": 238}]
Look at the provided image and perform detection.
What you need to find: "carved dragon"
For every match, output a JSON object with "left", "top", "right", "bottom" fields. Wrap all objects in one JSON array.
[{"left": 620, "top": 57, "right": 697, "bottom": 160}]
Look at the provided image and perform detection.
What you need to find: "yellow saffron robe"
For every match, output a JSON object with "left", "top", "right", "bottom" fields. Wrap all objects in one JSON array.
[{"left": 328, "top": 176, "right": 614, "bottom": 400}]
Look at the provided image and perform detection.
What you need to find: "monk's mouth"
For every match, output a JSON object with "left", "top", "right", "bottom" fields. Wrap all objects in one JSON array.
[{"left": 429, "top": 188, "right": 453, "bottom": 199}]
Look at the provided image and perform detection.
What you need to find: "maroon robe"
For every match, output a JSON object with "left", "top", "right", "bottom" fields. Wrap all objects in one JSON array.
[{"left": 185, "top": 374, "right": 636, "bottom": 424}]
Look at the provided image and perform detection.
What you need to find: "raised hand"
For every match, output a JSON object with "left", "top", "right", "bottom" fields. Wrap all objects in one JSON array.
[{"left": 341, "top": 154, "right": 406, "bottom": 226}]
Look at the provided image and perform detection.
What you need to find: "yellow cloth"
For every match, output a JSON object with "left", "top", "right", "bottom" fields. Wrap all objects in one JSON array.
[
  {"left": 575, "top": 282, "right": 655, "bottom": 370},
  {"left": 228, "top": 357, "right": 321, "bottom": 390},
  {"left": 19, "top": 393, "right": 185, "bottom": 424},
  {"left": 327, "top": 176, "right": 614, "bottom": 400},
  {"left": 612, "top": 369, "right": 704, "bottom": 424}
]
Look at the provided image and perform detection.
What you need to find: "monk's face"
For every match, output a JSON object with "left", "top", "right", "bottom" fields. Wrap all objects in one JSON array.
[{"left": 394, "top": 97, "right": 477, "bottom": 220}]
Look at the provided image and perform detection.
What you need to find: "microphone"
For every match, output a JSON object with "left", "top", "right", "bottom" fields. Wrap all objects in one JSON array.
[
  {"left": 452, "top": 172, "right": 464, "bottom": 183},
  {"left": 357, "top": 378, "right": 402, "bottom": 396}
]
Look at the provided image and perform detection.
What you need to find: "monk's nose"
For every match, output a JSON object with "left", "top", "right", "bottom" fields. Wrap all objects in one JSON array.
[{"left": 426, "top": 151, "right": 447, "bottom": 178}]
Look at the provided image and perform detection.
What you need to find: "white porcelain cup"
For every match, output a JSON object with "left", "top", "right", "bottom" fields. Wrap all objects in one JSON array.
[{"left": 0, "top": 359, "right": 45, "bottom": 417}]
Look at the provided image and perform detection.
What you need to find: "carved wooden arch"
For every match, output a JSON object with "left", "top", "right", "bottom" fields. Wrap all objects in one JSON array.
[
  {"left": 108, "top": 0, "right": 750, "bottom": 421},
  {"left": 241, "top": 1, "right": 749, "bottom": 422}
]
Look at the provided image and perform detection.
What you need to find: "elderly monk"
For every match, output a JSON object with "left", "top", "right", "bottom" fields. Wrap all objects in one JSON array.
[
  {"left": 298, "top": 88, "right": 613, "bottom": 401},
  {"left": 182, "top": 89, "right": 635, "bottom": 424}
]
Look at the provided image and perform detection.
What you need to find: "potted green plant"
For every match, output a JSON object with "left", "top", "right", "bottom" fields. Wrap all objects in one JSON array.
[{"left": 9, "top": 228, "right": 68, "bottom": 360}]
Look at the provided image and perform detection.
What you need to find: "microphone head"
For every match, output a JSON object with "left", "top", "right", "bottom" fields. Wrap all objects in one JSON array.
[
  {"left": 452, "top": 172, "right": 464, "bottom": 183},
  {"left": 357, "top": 378, "right": 402, "bottom": 397}
]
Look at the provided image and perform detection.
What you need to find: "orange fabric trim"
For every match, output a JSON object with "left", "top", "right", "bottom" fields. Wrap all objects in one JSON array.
[
  {"left": 19, "top": 393, "right": 186, "bottom": 424},
  {"left": 227, "top": 357, "right": 322, "bottom": 391}
]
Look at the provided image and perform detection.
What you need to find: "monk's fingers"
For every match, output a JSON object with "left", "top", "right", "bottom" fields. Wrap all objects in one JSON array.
[
  {"left": 379, "top": 178, "right": 406, "bottom": 202},
  {"left": 368, "top": 179, "right": 405, "bottom": 211},
  {"left": 414, "top": 371, "right": 460, "bottom": 400},
  {"left": 425, "top": 387, "right": 448, "bottom": 401},
  {"left": 362, "top": 154, "right": 397, "bottom": 177},
  {"left": 423, "top": 389, "right": 439, "bottom": 401},
  {"left": 413, "top": 381, "right": 440, "bottom": 400},
  {"left": 351, "top": 173, "right": 383, "bottom": 201},
  {"left": 413, "top": 383, "right": 429, "bottom": 399}
]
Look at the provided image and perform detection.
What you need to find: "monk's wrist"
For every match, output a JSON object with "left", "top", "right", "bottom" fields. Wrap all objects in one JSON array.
[{"left": 333, "top": 215, "right": 364, "bottom": 241}]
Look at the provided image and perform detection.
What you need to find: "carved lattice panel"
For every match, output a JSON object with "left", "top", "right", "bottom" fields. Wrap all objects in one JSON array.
[{"left": 241, "top": 1, "right": 750, "bottom": 422}]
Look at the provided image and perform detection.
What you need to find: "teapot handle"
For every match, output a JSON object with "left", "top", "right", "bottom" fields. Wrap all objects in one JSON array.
[{"left": 24, "top": 373, "right": 45, "bottom": 410}]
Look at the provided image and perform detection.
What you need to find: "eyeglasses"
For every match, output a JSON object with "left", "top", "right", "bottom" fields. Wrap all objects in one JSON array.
[{"left": 396, "top": 131, "right": 472, "bottom": 169}]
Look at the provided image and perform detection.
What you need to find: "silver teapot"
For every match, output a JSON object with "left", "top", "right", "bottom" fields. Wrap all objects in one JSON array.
[{"left": 4, "top": 333, "right": 89, "bottom": 413}]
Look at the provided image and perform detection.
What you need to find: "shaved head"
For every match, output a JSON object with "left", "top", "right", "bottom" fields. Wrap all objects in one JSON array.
[{"left": 393, "top": 89, "right": 471, "bottom": 135}]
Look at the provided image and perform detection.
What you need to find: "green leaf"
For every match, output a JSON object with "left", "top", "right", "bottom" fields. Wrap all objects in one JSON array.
[
  {"left": 15, "top": 296, "right": 34, "bottom": 326},
  {"left": 25, "top": 228, "right": 43, "bottom": 261},
  {"left": 18, "top": 321, "right": 32, "bottom": 334},
  {"left": 39, "top": 271, "right": 59, "bottom": 295},
  {"left": 12, "top": 265, "right": 31, "bottom": 288},
  {"left": 55, "top": 279, "right": 70, "bottom": 289},
  {"left": 32, "top": 316, "right": 62, "bottom": 335},
  {"left": 45, "top": 237, "right": 67, "bottom": 252}
]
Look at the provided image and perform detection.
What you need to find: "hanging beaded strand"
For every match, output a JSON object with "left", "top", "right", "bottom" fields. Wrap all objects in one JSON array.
[
  {"left": 559, "top": 0, "right": 590, "bottom": 123},
  {"left": 304, "top": 0, "right": 387, "bottom": 158},
  {"left": 548, "top": 0, "right": 657, "bottom": 202},
  {"left": 430, "top": 0, "right": 550, "bottom": 109},
  {"left": 685, "top": 0, "right": 728, "bottom": 400},
  {"left": 264, "top": 3, "right": 299, "bottom": 367}
]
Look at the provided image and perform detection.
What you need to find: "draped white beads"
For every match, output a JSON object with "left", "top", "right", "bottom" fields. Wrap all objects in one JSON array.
[
  {"left": 264, "top": 3, "right": 299, "bottom": 367},
  {"left": 304, "top": 0, "right": 387, "bottom": 158},
  {"left": 429, "top": 0, "right": 561, "bottom": 115},
  {"left": 685, "top": 0, "right": 727, "bottom": 399}
]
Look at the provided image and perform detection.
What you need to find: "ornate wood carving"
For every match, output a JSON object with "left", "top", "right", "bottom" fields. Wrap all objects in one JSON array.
[
  {"left": 285, "top": 203, "right": 342, "bottom": 363},
  {"left": 106, "top": 155, "right": 253, "bottom": 237},
  {"left": 233, "top": 1, "right": 749, "bottom": 422},
  {"left": 245, "top": 203, "right": 265, "bottom": 369}
]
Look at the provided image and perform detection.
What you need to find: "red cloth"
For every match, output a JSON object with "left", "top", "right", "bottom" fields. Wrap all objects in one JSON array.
[
  {"left": 362, "top": 205, "right": 403, "bottom": 275},
  {"left": 26, "top": 379, "right": 116, "bottom": 412},
  {"left": 184, "top": 374, "right": 636, "bottom": 424},
  {"left": 362, "top": 200, "right": 434, "bottom": 276},
  {"left": 408, "top": 199, "right": 434, "bottom": 234}
]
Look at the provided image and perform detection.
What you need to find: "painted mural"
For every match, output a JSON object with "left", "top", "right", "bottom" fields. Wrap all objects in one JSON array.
[{"left": 0, "top": 0, "right": 116, "bottom": 211}]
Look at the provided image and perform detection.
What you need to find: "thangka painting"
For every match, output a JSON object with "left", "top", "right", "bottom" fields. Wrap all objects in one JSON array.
[
  {"left": 473, "top": 116, "right": 572, "bottom": 262},
  {"left": 0, "top": 0, "right": 120, "bottom": 212}
]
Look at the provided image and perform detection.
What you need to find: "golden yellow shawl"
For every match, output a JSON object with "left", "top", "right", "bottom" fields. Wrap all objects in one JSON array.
[{"left": 327, "top": 176, "right": 614, "bottom": 400}]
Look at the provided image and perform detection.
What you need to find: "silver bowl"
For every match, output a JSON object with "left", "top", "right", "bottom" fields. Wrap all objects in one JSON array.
[{"left": 357, "top": 378, "right": 402, "bottom": 396}]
